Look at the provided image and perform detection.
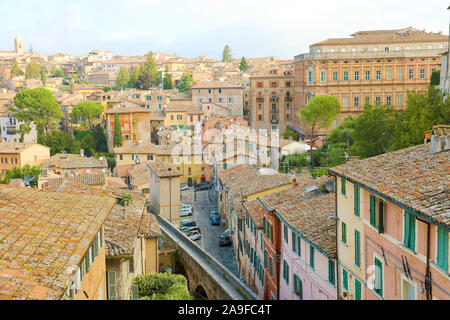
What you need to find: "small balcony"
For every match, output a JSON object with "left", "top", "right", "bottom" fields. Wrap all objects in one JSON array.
[
  {"left": 285, "top": 97, "right": 292, "bottom": 102},
  {"left": 271, "top": 119, "right": 278, "bottom": 124},
  {"left": 270, "top": 109, "right": 278, "bottom": 113},
  {"left": 256, "top": 98, "right": 264, "bottom": 103}
]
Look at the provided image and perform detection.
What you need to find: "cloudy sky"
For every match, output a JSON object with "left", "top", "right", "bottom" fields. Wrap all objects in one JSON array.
[{"left": 1, "top": 0, "right": 449, "bottom": 59}]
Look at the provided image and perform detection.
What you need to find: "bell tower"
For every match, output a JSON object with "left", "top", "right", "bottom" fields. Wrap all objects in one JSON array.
[{"left": 14, "top": 36, "right": 24, "bottom": 55}]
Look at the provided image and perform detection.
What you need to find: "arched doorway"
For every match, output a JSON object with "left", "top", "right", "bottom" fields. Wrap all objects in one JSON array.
[{"left": 193, "top": 285, "right": 208, "bottom": 300}]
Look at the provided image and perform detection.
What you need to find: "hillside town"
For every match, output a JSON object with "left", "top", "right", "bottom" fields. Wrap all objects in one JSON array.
[{"left": 0, "top": 21, "right": 449, "bottom": 302}]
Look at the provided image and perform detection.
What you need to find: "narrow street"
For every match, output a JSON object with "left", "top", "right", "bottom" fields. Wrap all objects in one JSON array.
[{"left": 181, "top": 188, "right": 239, "bottom": 277}]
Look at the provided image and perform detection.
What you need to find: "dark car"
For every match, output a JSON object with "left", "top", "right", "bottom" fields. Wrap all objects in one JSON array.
[
  {"left": 219, "top": 235, "right": 232, "bottom": 247},
  {"left": 180, "top": 219, "right": 196, "bottom": 228},
  {"left": 211, "top": 213, "right": 220, "bottom": 225},
  {"left": 195, "top": 184, "right": 210, "bottom": 191}
]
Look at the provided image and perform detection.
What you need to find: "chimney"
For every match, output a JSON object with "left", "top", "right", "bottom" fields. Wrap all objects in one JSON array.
[{"left": 430, "top": 125, "right": 450, "bottom": 154}]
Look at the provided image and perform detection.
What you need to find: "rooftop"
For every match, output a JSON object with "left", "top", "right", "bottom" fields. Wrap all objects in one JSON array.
[
  {"left": 259, "top": 176, "right": 336, "bottom": 257},
  {"left": 329, "top": 143, "right": 450, "bottom": 228},
  {"left": 147, "top": 161, "right": 181, "bottom": 178},
  {"left": 191, "top": 81, "right": 245, "bottom": 89},
  {"left": 0, "top": 142, "right": 48, "bottom": 154},
  {"left": 0, "top": 186, "right": 115, "bottom": 300}
]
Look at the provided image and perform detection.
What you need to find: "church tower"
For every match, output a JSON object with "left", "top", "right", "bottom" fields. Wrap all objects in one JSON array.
[{"left": 14, "top": 36, "right": 24, "bottom": 55}]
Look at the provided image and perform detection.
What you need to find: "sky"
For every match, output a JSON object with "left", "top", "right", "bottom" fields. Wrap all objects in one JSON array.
[{"left": 1, "top": 0, "right": 449, "bottom": 60}]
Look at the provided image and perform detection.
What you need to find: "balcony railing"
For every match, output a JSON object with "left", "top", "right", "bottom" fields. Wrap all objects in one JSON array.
[
  {"left": 256, "top": 98, "right": 264, "bottom": 103},
  {"left": 270, "top": 109, "right": 278, "bottom": 113},
  {"left": 294, "top": 48, "right": 445, "bottom": 61},
  {"left": 271, "top": 119, "right": 278, "bottom": 124}
]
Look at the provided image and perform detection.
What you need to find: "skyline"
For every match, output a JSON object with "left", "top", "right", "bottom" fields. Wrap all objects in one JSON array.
[{"left": 1, "top": 0, "right": 450, "bottom": 59}]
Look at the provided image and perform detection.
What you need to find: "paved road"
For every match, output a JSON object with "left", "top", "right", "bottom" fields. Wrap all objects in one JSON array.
[{"left": 181, "top": 188, "right": 239, "bottom": 276}]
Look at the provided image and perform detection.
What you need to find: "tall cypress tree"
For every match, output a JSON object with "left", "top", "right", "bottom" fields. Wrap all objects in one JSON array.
[{"left": 113, "top": 113, "right": 123, "bottom": 147}]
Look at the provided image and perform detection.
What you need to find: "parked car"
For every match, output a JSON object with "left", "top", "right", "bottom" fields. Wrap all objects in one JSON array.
[
  {"left": 180, "top": 184, "right": 189, "bottom": 191},
  {"left": 181, "top": 226, "right": 201, "bottom": 234},
  {"left": 188, "top": 230, "right": 202, "bottom": 241},
  {"left": 195, "top": 182, "right": 210, "bottom": 191},
  {"left": 180, "top": 219, "right": 196, "bottom": 228},
  {"left": 219, "top": 235, "right": 232, "bottom": 247},
  {"left": 211, "top": 212, "right": 220, "bottom": 225},
  {"left": 181, "top": 203, "right": 193, "bottom": 210},
  {"left": 209, "top": 210, "right": 219, "bottom": 220},
  {"left": 180, "top": 210, "right": 192, "bottom": 217}
]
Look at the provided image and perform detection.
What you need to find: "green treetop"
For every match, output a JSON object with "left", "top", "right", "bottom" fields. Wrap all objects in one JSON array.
[
  {"left": 239, "top": 56, "right": 250, "bottom": 71},
  {"left": 25, "top": 62, "right": 41, "bottom": 79},
  {"left": 116, "top": 66, "right": 130, "bottom": 90},
  {"left": 11, "top": 88, "right": 63, "bottom": 136},
  {"left": 70, "top": 101, "right": 104, "bottom": 129},
  {"left": 113, "top": 113, "right": 123, "bottom": 147},
  {"left": 298, "top": 95, "right": 341, "bottom": 168},
  {"left": 163, "top": 66, "right": 172, "bottom": 90},
  {"left": 222, "top": 45, "right": 233, "bottom": 63},
  {"left": 11, "top": 59, "right": 24, "bottom": 77},
  {"left": 177, "top": 73, "right": 194, "bottom": 93}
]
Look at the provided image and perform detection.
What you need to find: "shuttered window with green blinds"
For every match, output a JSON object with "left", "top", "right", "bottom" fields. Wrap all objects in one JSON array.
[
  {"left": 404, "top": 211, "right": 416, "bottom": 251},
  {"left": 355, "top": 230, "right": 361, "bottom": 267},
  {"left": 342, "top": 222, "right": 347, "bottom": 243},
  {"left": 342, "top": 269, "right": 348, "bottom": 290},
  {"left": 437, "top": 227, "right": 449, "bottom": 271},
  {"left": 374, "top": 257, "right": 383, "bottom": 297},
  {"left": 328, "top": 259, "right": 336, "bottom": 285},
  {"left": 370, "top": 195, "right": 376, "bottom": 226},
  {"left": 355, "top": 279, "right": 361, "bottom": 300},
  {"left": 294, "top": 274, "right": 302, "bottom": 299},
  {"left": 354, "top": 185, "right": 360, "bottom": 217},
  {"left": 341, "top": 178, "right": 346, "bottom": 196},
  {"left": 310, "top": 246, "right": 315, "bottom": 269}
]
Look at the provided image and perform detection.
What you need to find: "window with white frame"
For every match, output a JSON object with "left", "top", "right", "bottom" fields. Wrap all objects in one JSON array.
[
  {"left": 387, "top": 69, "right": 392, "bottom": 80},
  {"left": 354, "top": 97, "right": 359, "bottom": 107},
  {"left": 343, "top": 97, "right": 349, "bottom": 108},
  {"left": 365, "top": 70, "right": 370, "bottom": 80}
]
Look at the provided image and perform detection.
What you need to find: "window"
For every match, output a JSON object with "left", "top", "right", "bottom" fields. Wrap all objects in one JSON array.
[
  {"left": 147, "top": 155, "right": 153, "bottom": 161},
  {"left": 343, "top": 71, "right": 349, "bottom": 81},
  {"left": 386, "top": 96, "right": 391, "bottom": 105},
  {"left": 292, "top": 231, "right": 297, "bottom": 252},
  {"left": 364, "top": 97, "right": 370, "bottom": 105},
  {"left": 365, "top": 70, "right": 370, "bottom": 80},
  {"left": 409, "top": 69, "right": 414, "bottom": 79},
  {"left": 284, "top": 225, "right": 288, "bottom": 243},
  {"left": 370, "top": 195, "right": 384, "bottom": 233},
  {"left": 309, "top": 246, "right": 315, "bottom": 269},
  {"left": 387, "top": 69, "right": 392, "bottom": 80},
  {"left": 355, "top": 230, "right": 361, "bottom": 267},
  {"left": 320, "top": 71, "right": 326, "bottom": 83},
  {"left": 375, "top": 96, "right": 381, "bottom": 106},
  {"left": 286, "top": 81, "right": 291, "bottom": 87},
  {"left": 332, "top": 71, "right": 338, "bottom": 81},
  {"left": 397, "top": 95, "right": 403, "bottom": 106},
  {"left": 342, "top": 269, "right": 348, "bottom": 290},
  {"left": 308, "top": 71, "right": 313, "bottom": 84},
  {"left": 354, "top": 97, "right": 359, "bottom": 107},
  {"left": 341, "top": 178, "right": 346, "bottom": 196},
  {"left": 354, "top": 70, "right": 360, "bottom": 81},
  {"left": 398, "top": 69, "right": 404, "bottom": 80},
  {"left": 354, "top": 185, "right": 360, "bottom": 217},
  {"left": 402, "top": 277, "right": 416, "bottom": 300},
  {"left": 328, "top": 259, "right": 336, "bottom": 285},
  {"left": 269, "top": 257, "right": 273, "bottom": 277},
  {"left": 228, "top": 97, "right": 233, "bottom": 103},
  {"left": 404, "top": 211, "right": 416, "bottom": 251},
  {"left": 343, "top": 97, "right": 348, "bottom": 108},
  {"left": 342, "top": 222, "right": 347, "bottom": 243},
  {"left": 437, "top": 227, "right": 449, "bottom": 271},
  {"left": 293, "top": 274, "right": 302, "bottom": 299},
  {"left": 374, "top": 257, "right": 383, "bottom": 298},
  {"left": 107, "top": 271, "right": 117, "bottom": 300},
  {"left": 355, "top": 279, "right": 361, "bottom": 300},
  {"left": 283, "top": 260, "right": 289, "bottom": 284},
  {"left": 264, "top": 250, "right": 268, "bottom": 268},
  {"left": 420, "top": 68, "right": 425, "bottom": 79},
  {"left": 376, "top": 70, "right": 381, "bottom": 80}
]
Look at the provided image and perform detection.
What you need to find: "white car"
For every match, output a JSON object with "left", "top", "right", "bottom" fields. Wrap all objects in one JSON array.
[
  {"left": 180, "top": 210, "right": 192, "bottom": 217},
  {"left": 180, "top": 184, "right": 190, "bottom": 191},
  {"left": 181, "top": 203, "right": 193, "bottom": 210},
  {"left": 188, "top": 230, "right": 202, "bottom": 241}
]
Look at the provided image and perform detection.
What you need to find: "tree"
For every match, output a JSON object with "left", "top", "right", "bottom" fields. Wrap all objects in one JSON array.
[
  {"left": 38, "top": 130, "right": 82, "bottom": 156},
  {"left": 391, "top": 87, "right": 450, "bottom": 150},
  {"left": 11, "top": 88, "right": 63, "bottom": 136},
  {"left": 283, "top": 128, "right": 299, "bottom": 141},
  {"left": 163, "top": 67, "right": 172, "bottom": 90},
  {"left": 137, "top": 52, "right": 158, "bottom": 88},
  {"left": 40, "top": 65, "right": 46, "bottom": 85},
  {"left": 133, "top": 273, "right": 193, "bottom": 300},
  {"left": 115, "top": 66, "right": 130, "bottom": 90},
  {"left": 70, "top": 101, "right": 104, "bottom": 129},
  {"left": 298, "top": 95, "right": 340, "bottom": 168},
  {"left": 177, "top": 73, "right": 194, "bottom": 93},
  {"left": 0, "top": 164, "right": 41, "bottom": 187},
  {"left": 25, "top": 62, "right": 41, "bottom": 79},
  {"left": 10, "top": 58, "right": 24, "bottom": 77},
  {"left": 430, "top": 70, "right": 440, "bottom": 86},
  {"left": 113, "top": 113, "right": 123, "bottom": 147},
  {"left": 239, "top": 56, "right": 250, "bottom": 71},
  {"left": 222, "top": 45, "right": 233, "bottom": 63},
  {"left": 137, "top": 72, "right": 153, "bottom": 90},
  {"left": 129, "top": 67, "right": 140, "bottom": 88},
  {"left": 350, "top": 104, "right": 397, "bottom": 158},
  {"left": 50, "top": 68, "right": 65, "bottom": 78}
]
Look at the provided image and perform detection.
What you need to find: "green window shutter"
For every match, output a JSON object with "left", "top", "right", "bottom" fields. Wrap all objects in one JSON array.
[
  {"left": 341, "top": 178, "right": 346, "bottom": 195},
  {"left": 264, "top": 251, "right": 268, "bottom": 268},
  {"left": 263, "top": 217, "right": 266, "bottom": 234},
  {"left": 437, "top": 228, "right": 449, "bottom": 271},
  {"left": 80, "top": 262, "right": 85, "bottom": 281},
  {"left": 342, "top": 269, "right": 348, "bottom": 290},
  {"left": 292, "top": 231, "right": 296, "bottom": 251},
  {"left": 404, "top": 211, "right": 410, "bottom": 248},
  {"left": 370, "top": 195, "right": 376, "bottom": 226},
  {"left": 354, "top": 185, "right": 360, "bottom": 216},
  {"left": 342, "top": 222, "right": 347, "bottom": 243},
  {"left": 355, "top": 230, "right": 360, "bottom": 267},
  {"left": 85, "top": 251, "right": 90, "bottom": 273},
  {"left": 328, "top": 259, "right": 335, "bottom": 285},
  {"left": 378, "top": 201, "right": 384, "bottom": 234},
  {"left": 294, "top": 274, "right": 298, "bottom": 294},
  {"left": 286, "top": 264, "right": 289, "bottom": 284},
  {"left": 310, "top": 246, "right": 315, "bottom": 269},
  {"left": 299, "top": 279, "right": 303, "bottom": 300},
  {"left": 410, "top": 214, "right": 415, "bottom": 252},
  {"left": 297, "top": 236, "right": 301, "bottom": 256},
  {"left": 355, "top": 279, "right": 361, "bottom": 300},
  {"left": 374, "top": 258, "right": 383, "bottom": 297}
]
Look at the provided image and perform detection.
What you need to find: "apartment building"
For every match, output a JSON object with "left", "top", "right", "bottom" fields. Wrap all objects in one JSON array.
[
  {"left": 0, "top": 141, "right": 50, "bottom": 176},
  {"left": 328, "top": 126, "right": 450, "bottom": 300},
  {"left": 191, "top": 81, "right": 245, "bottom": 117},
  {"left": 249, "top": 68, "right": 295, "bottom": 134},
  {"left": 293, "top": 27, "right": 448, "bottom": 138},
  {"left": 0, "top": 185, "right": 116, "bottom": 300}
]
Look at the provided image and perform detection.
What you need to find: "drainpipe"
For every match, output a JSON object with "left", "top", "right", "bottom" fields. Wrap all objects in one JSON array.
[{"left": 275, "top": 211, "right": 281, "bottom": 300}]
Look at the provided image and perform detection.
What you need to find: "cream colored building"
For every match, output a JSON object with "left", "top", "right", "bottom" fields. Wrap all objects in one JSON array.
[
  {"left": 0, "top": 141, "right": 50, "bottom": 176},
  {"left": 293, "top": 27, "right": 448, "bottom": 137}
]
